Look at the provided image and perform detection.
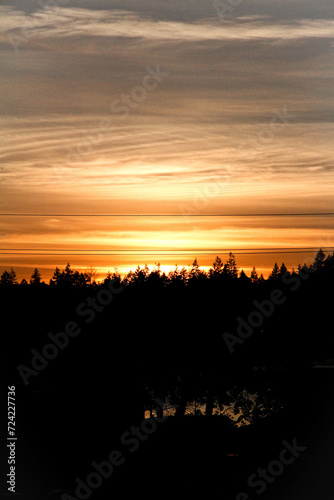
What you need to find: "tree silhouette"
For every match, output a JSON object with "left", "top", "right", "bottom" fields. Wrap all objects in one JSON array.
[
  {"left": 49, "top": 264, "right": 90, "bottom": 288},
  {"left": 147, "top": 264, "right": 168, "bottom": 289},
  {"left": 84, "top": 266, "right": 98, "bottom": 284},
  {"left": 324, "top": 251, "right": 334, "bottom": 274},
  {"left": 188, "top": 258, "right": 206, "bottom": 283},
  {"left": 239, "top": 269, "right": 250, "bottom": 282},
  {"left": 167, "top": 265, "right": 188, "bottom": 288},
  {"left": 313, "top": 248, "right": 326, "bottom": 272},
  {"left": 63, "top": 263, "right": 75, "bottom": 287},
  {"left": 73, "top": 270, "right": 90, "bottom": 288},
  {"left": 104, "top": 269, "right": 122, "bottom": 287},
  {"left": 49, "top": 267, "right": 61, "bottom": 286},
  {"left": 0, "top": 268, "right": 17, "bottom": 286},
  {"left": 189, "top": 258, "right": 199, "bottom": 279},
  {"left": 125, "top": 264, "right": 150, "bottom": 287},
  {"left": 2, "top": 249, "right": 332, "bottom": 433},
  {"left": 297, "top": 263, "right": 309, "bottom": 276},
  {"left": 30, "top": 268, "right": 42, "bottom": 285},
  {"left": 291, "top": 267, "right": 298, "bottom": 277},
  {"left": 224, "top": 252, "right": 238, "bottom": 279},
  {"left": 268, "top": 262, "right": 279, "bottom": 280},
  {"left": 208, "top": 256, "right": 224, "bottom": 279},
  {"left": 278, "top": 262, "right": 289, "bottom": 279},
  {"left": 10, "top": 268, "right": 17, "bottom": 284},
  {"left": 9, "top": 248, "right": 331, "bottom": 291},
  {"left": 250, "top": 266, "right": 259, "bottom": 284}
]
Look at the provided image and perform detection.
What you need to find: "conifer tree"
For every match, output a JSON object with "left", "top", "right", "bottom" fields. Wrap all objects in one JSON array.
[
  {"left": 30, "top": 268, "right": 42, "bottom": 285},
  {"left": 250, "top": 266, "right": 259, "bottom": 283},
  {"left": 268, "top": 262, "right": 279, "bottom": 280}
]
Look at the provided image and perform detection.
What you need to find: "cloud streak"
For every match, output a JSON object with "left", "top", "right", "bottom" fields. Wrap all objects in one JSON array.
[{"left": 2, "top": 7, "right": 334, "bottom": 47}]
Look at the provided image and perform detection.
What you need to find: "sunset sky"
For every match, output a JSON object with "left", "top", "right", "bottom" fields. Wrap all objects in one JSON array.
[{"left": 1, "top": 0, "right": 334, "bottom": 281}]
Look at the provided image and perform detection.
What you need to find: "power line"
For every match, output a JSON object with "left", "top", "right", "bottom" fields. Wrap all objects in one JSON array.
[
  {"left": 1, "top": 213, "right": 334, "bottom": 218},
  {"left": 0, "top": 250, "right": 329, "bottom": 256},
  {"left": 0, "top": 247, "right": 331, "bottom": 252}
]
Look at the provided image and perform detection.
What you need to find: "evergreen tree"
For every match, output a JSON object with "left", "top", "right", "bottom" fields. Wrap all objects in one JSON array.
[
  {"left": 278, "top": 262, "right": 289, "bottom": 279},
  {"left": 73, "top": 271, "right": 89, "bottom": 288},
  {"left": 10, "top": 268, "right": 17, "bottom": 284},
  {"left": 1, "top": 271, "right": 12, "bottom": 286},
  {"left": 189, "top": 258, "right": 200, "bottom": 279},
  {"left": 291, "top": 267, "right": 298, "bottom": 277},
  {"left": 324, "top": 251, "right": 334, "bottom": 273},
  {"left": 268, "top": 262, "right": 279, "bottom": 280},
  {"left": 104, "top": 268, "right": 122, "bottom": 287},
  {"left": 239, "top": 269, "right": 250, "bottom": 282},
  {"left": 313, "top": 248, "right": 326, "bottom": 272},
  {"left": 179, "top": 266, "right": 188, "bottom": 284},
  {"left": 127, "top": 265, "right": 150, "bottom": 286},
  {"left": 224, "top": 252, "right": 238, "bottom": 279},
  {"left": 147, "top": 263, "right": 165, "bottom": 288},
  {"left": 297, "top": 263, "right": 309, "bottom": 276},
  {"left": 50, "top": 267, "right": 61, "bottom": 286},
  {"left": 168, "top": 265, "right": 188, "bottom": 286},
  {"left": 250, "top": 266, "right": 259, "bottom": 284},
  {"left": 0, "top": 268, "right": 17, "bottom": 286},
  {"left": 30, "top": 268, "right": 42, "bottom": 285},
  {"left": 189, "top": 258, "right": 206, "bottom": 282},
  {"left": 208, "top": 256, "right": 224, "bottom": 279},
  {"left": 63, "top": 263, "right": 75, "bottom": 287}
]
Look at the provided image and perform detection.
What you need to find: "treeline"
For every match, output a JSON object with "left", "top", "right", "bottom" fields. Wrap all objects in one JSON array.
[
  {"left": 0, "top": 249, "right": 332, "bottom": 288},
  {"left": 1, "top": 247, "right": 333, "bottom": 488}
]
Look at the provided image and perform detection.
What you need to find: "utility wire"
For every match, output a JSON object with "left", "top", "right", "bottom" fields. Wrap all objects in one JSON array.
[
  {"left": 0, "top": 247, "right": 331, "bottom": 252},
  {"left": 0, "top": 250, "right": 330, "bottom": 256},
  {"left": 1, "top": 213, "right": 334, "bottom": 218}
]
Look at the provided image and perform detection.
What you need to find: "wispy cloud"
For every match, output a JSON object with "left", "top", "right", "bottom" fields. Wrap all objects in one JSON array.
[
  {"left": 1, "top": 7, "right": 334, "bottom": 46},
  {"left": 1, "top": 116, "right": 333, "bottom": 209}
]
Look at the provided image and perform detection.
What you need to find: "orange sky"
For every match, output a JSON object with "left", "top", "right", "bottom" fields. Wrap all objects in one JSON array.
[
  {"left": 1, "top": 1, "right": 334, "bottom": 281},
  {"left": 1, "top": 214, "right": 333, "bottom": 281}
]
